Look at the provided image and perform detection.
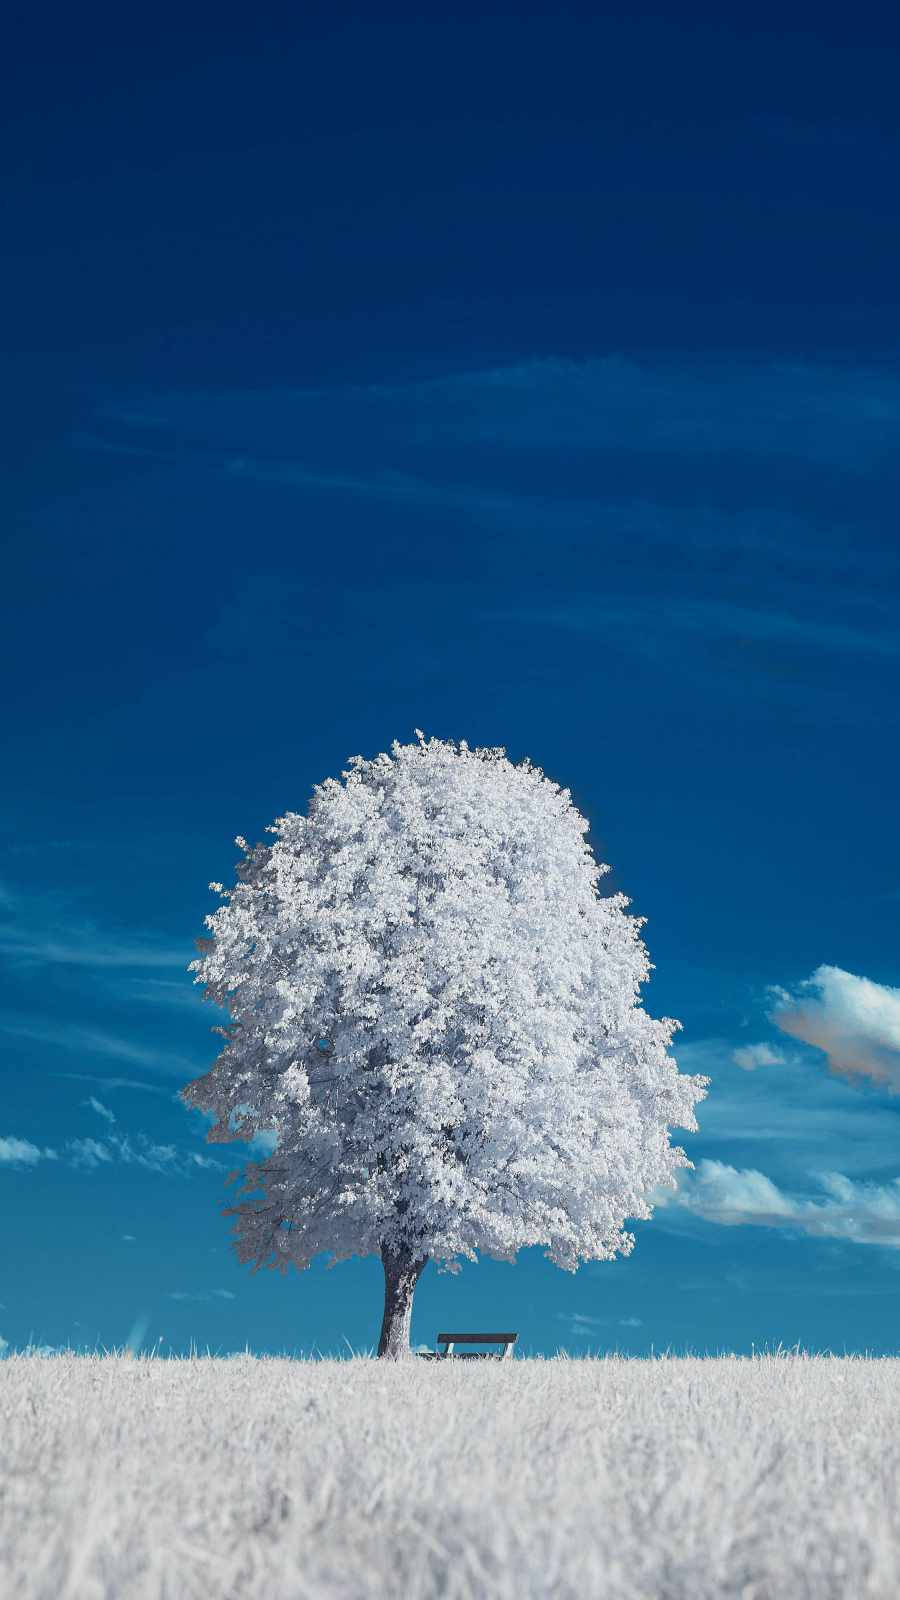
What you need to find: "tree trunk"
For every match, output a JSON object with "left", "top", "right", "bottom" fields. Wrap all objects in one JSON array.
[{"left": 376, "top": 1243, "right": 429, "bottom": 1359}]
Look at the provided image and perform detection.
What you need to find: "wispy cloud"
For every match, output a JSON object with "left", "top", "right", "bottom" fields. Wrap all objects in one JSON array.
[
  {"left": 92, "top": 356, "right": 900, "bottom": 474},
  {"left": 200, "top": 570, "right": 897, "bottom": 693},
  {"left": 53, "top": 1072, "right": 173, "bottom": 1096},
  {"left": 74, "top": 427, "right": 537, "bottom": 520},
  {"left": 555, "top": 1311, "right": 644, "bottom": 1334},
  {"left": 654, "top": 1159, "right": 900, "bottom": 1248},
  {"left": 0, "top": 883, "right": 188, "bottom": 971},
  {"left": 768, "top": 966, "right": 900, "bottom": 1094},
  {"left": 401, "top": 357, "right": 900, "bottom": 468},
  {"left": 1, "top": 1015, "right": 202, "bottom": 1079},
  {"left": 2, "top": 1106, "right": 227, "bottom": 1178},
  {"left": 477, "top": 595, "right": 898, "bottom": 660},
  {"left": 0, "top": 1135, "right": 58, "bottom": 1166},
  {"left": 83, "top": 359, "right": 898, "bottom": 738},
  {"left": 0, "top": 929, "right": 188, "bottom": 971},
  {"left": 66, "top": 1130, "right": 226, "bottom": 1176},
  {"left": 168, "top": 1288, "right": 236, "bottom": 1302},
  {"left": 83, "top": 1096, "right": 116, "bottom": 1124},
  {"left": 68, "top": 1137, "right": 114, "bottom": 1170},
  {"left": 125, "top": 978, "right": 213, "bottom": 1011}
]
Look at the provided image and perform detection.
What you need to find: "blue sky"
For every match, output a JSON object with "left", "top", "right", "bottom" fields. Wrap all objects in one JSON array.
[{"left": 2, "top": 2, "right": 899, "bottom": 1359}]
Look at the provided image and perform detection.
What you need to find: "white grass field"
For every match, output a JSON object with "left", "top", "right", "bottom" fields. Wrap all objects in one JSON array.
[{"left": 2, "top": 1348, "right": 899, "bottom": 1599}]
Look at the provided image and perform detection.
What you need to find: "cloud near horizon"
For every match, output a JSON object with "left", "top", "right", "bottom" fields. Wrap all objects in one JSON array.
[
  {"left": 768, "top": 966, "right": 900, "bottom": 1093},
  {"left": 556, "top": 1311, "right": 645, "bottom": 1333}
]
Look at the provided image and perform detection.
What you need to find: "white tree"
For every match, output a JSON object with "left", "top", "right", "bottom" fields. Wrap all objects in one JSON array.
[{"left": 181, "top": 732, "right": 708, "bottom": 1358}]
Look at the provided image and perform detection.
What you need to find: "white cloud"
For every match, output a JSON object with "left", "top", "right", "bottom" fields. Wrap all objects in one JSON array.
[
  {"left": 122, "top": 1234, "right": 136, "bottom": 1242},
  {"left": 731, "top": 1042, "right": 788, "bottom": 1072},
  {"left": 554, "top": 1311, "right": 643, "bottom": 1332},
  {"left": 768, "top": 966, "right": 900, "bottom": 1092},
  {"left": 68, "top": 1137, "right": 114, "bottom": 1170},
  {"left": 555, "top": 1312, "right": 605, "bottom": 1332},
  {"left": 65, "top": 1131, "right": 225, "bottom": 1177},
  {"left": 0, "top": 1135, "right": 57, "bottom": 1166},
  {"left": 84, "top": 1096, "right": 116, "bottom": 1124},
  {"left": 83, "top": 1133, "right": 176, "bottom": 1173},
  {"left": 656, "top": 1158, "right": 900, "bottom": 1248}
]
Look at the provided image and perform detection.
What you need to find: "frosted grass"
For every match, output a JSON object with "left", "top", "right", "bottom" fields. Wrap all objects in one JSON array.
[{"left": 2, "top": 1348, "right": 900, "bottom": 1598}]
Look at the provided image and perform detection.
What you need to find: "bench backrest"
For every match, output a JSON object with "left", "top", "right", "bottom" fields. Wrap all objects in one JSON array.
[
  {"left": 436, "top": 1332, "right": 517, "bottom": 1344},
  {"left": 436, "top": 1331, "right": 517, "bottom": 1358}
]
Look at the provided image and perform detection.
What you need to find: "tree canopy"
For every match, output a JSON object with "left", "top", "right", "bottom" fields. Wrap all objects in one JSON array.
[{"left": 182, "top": 732, "right": 708, "bottom": 1292}]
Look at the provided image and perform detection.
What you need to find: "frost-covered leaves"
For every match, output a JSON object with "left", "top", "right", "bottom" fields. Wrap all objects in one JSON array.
[{"left": 182, "top": 732, "right": 708, "bottom": 1275}]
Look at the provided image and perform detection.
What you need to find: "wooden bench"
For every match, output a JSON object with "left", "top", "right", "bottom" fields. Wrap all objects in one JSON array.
[{"left": 433, "top": 1331, "right": 518, "bottom": 1360}]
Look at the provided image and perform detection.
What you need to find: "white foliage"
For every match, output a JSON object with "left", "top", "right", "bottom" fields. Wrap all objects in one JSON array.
[{"left": 182, "top": 732, "right": 708, "bottom": 1277}]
